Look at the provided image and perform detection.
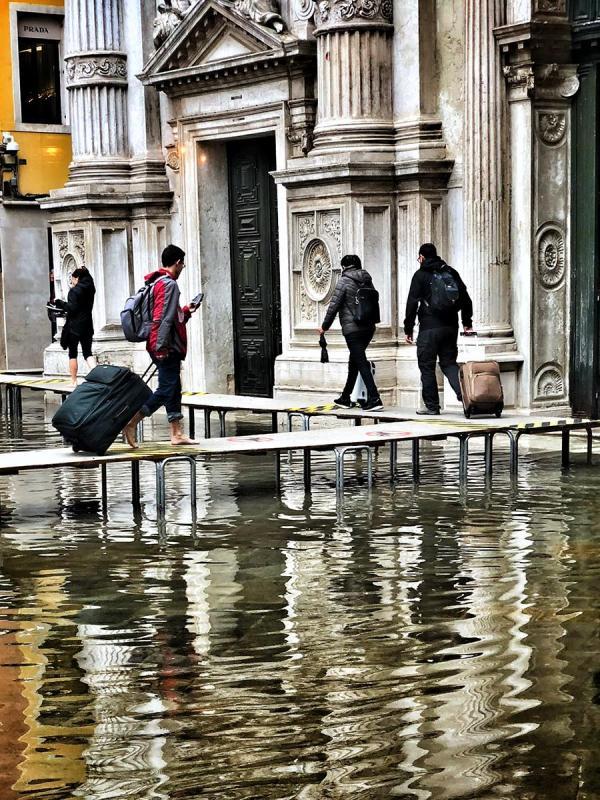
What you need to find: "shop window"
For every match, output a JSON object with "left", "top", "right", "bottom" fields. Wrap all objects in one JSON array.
[{"left": 18, "top": 38, "right": 61, "bottom": 125}]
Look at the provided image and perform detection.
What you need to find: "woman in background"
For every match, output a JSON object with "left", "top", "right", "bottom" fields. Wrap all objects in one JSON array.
[{"left": 53, "top": 266, "right": 96, "bottom": 387}]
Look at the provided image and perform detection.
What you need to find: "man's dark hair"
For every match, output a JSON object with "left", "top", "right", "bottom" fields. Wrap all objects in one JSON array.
[
  {"left": 162, "top": 244, "right": 185, "bottom": 267},
  {"left": 341, "top": 254, "right": 362, "bottom": 270},
  {"left": 72, "top": 268, "right": 87, "bottom": 279},
  {"left": 419, "top": 243, "right": 437, "bottom": 260}
]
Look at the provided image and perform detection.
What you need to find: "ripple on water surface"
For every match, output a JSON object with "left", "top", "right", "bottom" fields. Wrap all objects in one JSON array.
[{"left": 0, "top": 399, "right": 600, "bottom": 799}]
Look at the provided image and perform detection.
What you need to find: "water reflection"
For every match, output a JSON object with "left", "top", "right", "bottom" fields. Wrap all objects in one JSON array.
[{"left": 0, "top": 399, "right": 600, "bottom": 797}]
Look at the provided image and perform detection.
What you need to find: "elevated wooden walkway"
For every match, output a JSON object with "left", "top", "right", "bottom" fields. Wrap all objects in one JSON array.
[{"left": 0, "top": 414, "right": 597, "bottom": 523}]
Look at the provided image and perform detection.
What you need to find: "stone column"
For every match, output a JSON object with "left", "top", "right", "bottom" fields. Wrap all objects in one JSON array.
[
  {"left": 463, "top": 0, "right": 512, "bottom": 338},
  {"left": 64, "top": 0, "right": 129, "bottom": 183},
  {"left": 311, "top": 0, "right": 395, "bottom": 155}
]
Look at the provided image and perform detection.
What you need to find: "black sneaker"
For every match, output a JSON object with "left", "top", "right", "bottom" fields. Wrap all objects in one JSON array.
[
  {"left": 416, "top": 408, "right": 440, "bottom": 415},
  {"left": 363, "top": 397, "right": 384, "bottom": 411},
  {"left": 334, "top": 396, "right": 354, "bottom": 408}
]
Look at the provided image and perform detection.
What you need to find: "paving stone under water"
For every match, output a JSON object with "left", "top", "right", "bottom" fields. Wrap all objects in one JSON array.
[{"left": 0, "top": 397, "right": 599, "bottom": 799}]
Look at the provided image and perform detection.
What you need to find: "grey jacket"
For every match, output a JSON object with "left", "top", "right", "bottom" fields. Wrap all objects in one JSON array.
[{"left": 321, "top": 266, "right": 376, "bottom": 336}]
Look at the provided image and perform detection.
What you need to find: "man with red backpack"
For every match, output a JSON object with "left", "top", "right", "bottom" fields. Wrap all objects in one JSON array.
[
  {"left": 404, "top": 243, "right": 473, "bottom": 415},
  {"left": 122, "top": 244, "right": 200, "bottom": 447}
]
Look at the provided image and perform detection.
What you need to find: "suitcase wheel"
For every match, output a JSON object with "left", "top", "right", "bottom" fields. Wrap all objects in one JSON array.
[
  {"left": 72, "top": 445, "right": 80, "bottom": 453},
  {"left": 464, "top": 407, "right": 472, "bottom": 419},
  {"left": 495, "top": 404, "right": 503, "bottom": 418}
]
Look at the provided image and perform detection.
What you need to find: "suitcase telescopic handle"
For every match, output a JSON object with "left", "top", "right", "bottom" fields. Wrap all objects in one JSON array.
[{"left": 141, "top": 365, "right": 158, "bottom": 383}]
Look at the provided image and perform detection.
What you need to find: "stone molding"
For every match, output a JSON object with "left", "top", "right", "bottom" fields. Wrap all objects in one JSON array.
[{"left": 65, "top": 53, "right": 127, "bottom": 88}]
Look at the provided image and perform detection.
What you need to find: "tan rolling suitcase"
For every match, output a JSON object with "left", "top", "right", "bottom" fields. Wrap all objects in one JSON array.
[{"left": 459, "top": 361, "right": 504, "bottom": 418}]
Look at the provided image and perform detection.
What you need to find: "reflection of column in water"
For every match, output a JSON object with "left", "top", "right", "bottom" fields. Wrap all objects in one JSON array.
[
  {"left": 4, "top": 570, "right": 87, "bottom": 797},
  {"left": 182, "top": 549, "right": 241, "bottom": 657},
  {"left": 74, "top": 621, "right": 170, "bottom": 800},
  {"left": 181, "top": 456, "right": 241, "bottom": 524}
]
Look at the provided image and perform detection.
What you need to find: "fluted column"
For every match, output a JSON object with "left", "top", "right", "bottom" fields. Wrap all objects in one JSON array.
[
  {"left": 311, "top": 0, "right": 394, "bottom": 154},
  {"left": 64, "top": 0, "right": 129, "bottom": 182},
  {"left": 463, "top": 0, "right": 512, "bottom": 337}
]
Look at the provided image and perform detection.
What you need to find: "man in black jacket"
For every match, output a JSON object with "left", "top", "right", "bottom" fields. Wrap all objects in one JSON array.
[
  {"left": 318, "top": 254, "right": 383, "bottom": 410},
  {"left": 404, "top": 243, "right": 473, "bottom": 415}
]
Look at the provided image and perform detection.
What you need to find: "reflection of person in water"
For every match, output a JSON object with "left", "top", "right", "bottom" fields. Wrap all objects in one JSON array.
[{"left": 234, "top": 0, "right": 285, "bottom": 32}]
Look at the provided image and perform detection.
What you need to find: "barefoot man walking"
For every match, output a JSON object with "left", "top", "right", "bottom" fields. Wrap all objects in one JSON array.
[{"left": 123, "top": 244, "right": 200, "bottom": 448}]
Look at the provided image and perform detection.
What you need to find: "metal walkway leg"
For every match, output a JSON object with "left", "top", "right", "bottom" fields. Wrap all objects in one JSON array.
[
  {"left": 204, "top": 409, "right": 211, "bottom": 439},
  {"left": 275, "top": 450, "right": 281, "bottom": 493},
  {"left": 561, "top": 428, "right": 570, "bottom": 470},
  {"left": 131, "top": 461, "right": 141, "bottom": 511},
  {"left": 459, "top": 435, "right": 469, "bottom": 483},
  {"left": 101, "top": 463, "right": 108, "bottom": 515},
  {"left": 189, "top": 407, "right": 196, "bottom": 439},
  {"left": 587, "top": 425, "right": 593, "bottom": 465},
  {"left": 334, "top": 445, "right": 374, "bottom": 496},
  {"left": 271, "top": 412, "right": 278, "bottom": 433},
  {"left": 412, "top": 439, "right": 420, "bottom": 482},
  {"left": 506, "top": 430, "right": 520, "bottom": 476},
  {"left": 389, "top": 440, "right": 398, "bottom": 482},
  {"left": 484, "top": 432, "right": 494, "bottom": 479},
  {"left": 154, "top": 456, "right": 197, "bottom": 523},
  {"left": 218, "top": 410, "right": 227, "bottom": 437}
]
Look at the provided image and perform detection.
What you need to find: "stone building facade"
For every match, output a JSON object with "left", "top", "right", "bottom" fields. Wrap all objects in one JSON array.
[{"left": 41, "top": 0, "right": 594, "bottom": 415}]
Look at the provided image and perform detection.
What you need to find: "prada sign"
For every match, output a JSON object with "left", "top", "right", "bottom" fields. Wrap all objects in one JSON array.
[{"left": 18, "top": 15, "right": 63, "bottom": 41}]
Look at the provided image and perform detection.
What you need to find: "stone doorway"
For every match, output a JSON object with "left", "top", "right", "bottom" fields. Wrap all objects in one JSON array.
[{"left": 227, "top": 136, "right": 281, "bottom": 397}]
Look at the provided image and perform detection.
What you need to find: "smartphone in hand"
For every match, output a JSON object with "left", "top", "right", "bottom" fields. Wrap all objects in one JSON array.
[{"left": 189, "top": 292, "right": 204, "bottom": 309}]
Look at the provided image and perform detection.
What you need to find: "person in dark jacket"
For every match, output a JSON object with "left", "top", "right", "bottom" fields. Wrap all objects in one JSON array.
[
  {"left": 404, "top": 243, "right": 473, "bottom": 415},
  {"left": 318, "top": 254, "right": 383, "bottom": 410},
  {"left": 53, "top": 266, "right": 96, "bottom": 387},
  {"left": 122, "top": 244, "right": 200, "bottom": 448}
]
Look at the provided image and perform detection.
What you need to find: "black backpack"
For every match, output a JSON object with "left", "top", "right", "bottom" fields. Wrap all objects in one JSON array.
[
  {"left": 428, "top": 267, "right": 460, "bottom": 313},
  {"left": 352, "top": 279, "right": 381, "bottom": 325}
]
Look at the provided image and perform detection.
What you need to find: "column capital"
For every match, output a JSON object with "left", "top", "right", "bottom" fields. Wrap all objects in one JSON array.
[
  {"left": 305, "top": 0, "right": 393, "bottom": 33},
  {"left": 502, "top": 63, "right": 579, "bottom": 102}
]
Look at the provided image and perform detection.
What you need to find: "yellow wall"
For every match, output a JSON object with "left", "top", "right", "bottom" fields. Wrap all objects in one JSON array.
[{"left": 0, "top": 0, "right": 71, "bottom": 195}]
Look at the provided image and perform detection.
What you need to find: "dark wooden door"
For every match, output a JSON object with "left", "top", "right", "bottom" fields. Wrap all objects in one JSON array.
[{"left": 228, "top": 138, "right": 281, "bottom": 397}]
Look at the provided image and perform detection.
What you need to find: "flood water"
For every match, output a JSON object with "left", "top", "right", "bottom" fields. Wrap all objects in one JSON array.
[{"left": 1, "top": 398, "right": 600, "bottom": 800}]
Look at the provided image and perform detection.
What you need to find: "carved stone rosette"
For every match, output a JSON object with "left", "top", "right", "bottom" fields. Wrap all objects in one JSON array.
[
  {"left": 537, "top": 226, "right": 566, "bottom": 289},
  {"left": 292, "top": 209, "right": 342, "bottom": 331}
]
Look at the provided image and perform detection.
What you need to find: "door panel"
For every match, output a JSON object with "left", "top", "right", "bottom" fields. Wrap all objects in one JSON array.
[{"left": 228, "top": 139, "right": 280, "bottom": 397}]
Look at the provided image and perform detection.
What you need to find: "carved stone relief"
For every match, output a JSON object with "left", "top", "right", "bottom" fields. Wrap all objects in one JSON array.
[
  {"left": 298, "top": 214, "right": 316, "bottom": 251},
  {"left": 535, "top": 364, "right": 565, "bottom": 399},
  {"left": 314, "top": 0, "right": 393, "bottom": 26},
  {"left": 65, "top": 55, "right": 127, "bottom": 86},
  {"left": 534, "top": 0, "right": 566, "bottom": 14},
  {"left": 537, "top": 226, "right": 565, "bottom": 289},
  {"left": 318, "top": 210, "right": 341, "bottom": 255},
  {"left": 153, "top": 0, "right": 193, "bottom": 47},
  {"left": 303, "top": 238, "right": 333, "bottom": 301},
  {"left": 537, "top": 112, "right": 566, "bottom": 146},
  {"left": 234, "top": 0, "right": 285, "bottom": 32}
]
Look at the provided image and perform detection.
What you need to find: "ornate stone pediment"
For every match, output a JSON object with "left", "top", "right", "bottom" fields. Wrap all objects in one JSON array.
[{"left": 139, "top": 0, "right": 313, "bottom": 92}]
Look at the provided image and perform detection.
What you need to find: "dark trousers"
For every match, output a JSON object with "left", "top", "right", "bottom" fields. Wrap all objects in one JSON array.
[
  {"left": 341, "top": 328, "right": 379, "bottom": 400},
  {"left": 416, "top": 326, "right": 462, "bottom": 411},
  {"left": 141, "top": 354, "right": 183, "bottom": 422}
]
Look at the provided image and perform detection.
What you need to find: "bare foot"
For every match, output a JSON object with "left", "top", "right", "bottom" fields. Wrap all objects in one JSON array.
[
  {"left": 122, "top": 423, "right": 138, "bottom": 449},
  {"left": 170, "top": 435, "right": 197, "bottom": 446}
]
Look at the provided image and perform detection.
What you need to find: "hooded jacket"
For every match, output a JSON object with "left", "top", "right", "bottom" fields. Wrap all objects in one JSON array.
[
  {"left": 145, "top": 268, "right": 191, "bottom": 360},
  {"left": 55, "top": 271, "right": 95, "bottom": 337},
  {"left": 321, "top": 266, "right": 377, "bottom": 336},
  {"left": 404, "top": 256, "right": 473, "bottom": 337}
]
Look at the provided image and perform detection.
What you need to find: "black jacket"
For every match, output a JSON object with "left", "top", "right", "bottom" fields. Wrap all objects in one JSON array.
[
  {"left": 322, "top": 266, "right": 376, "bottom": 336},
  {"left": 404, "top": 257, "right": 473, "bottom": 336},
  {"left": 55, "top": 272, "right": 95, "bottom": 337}
]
